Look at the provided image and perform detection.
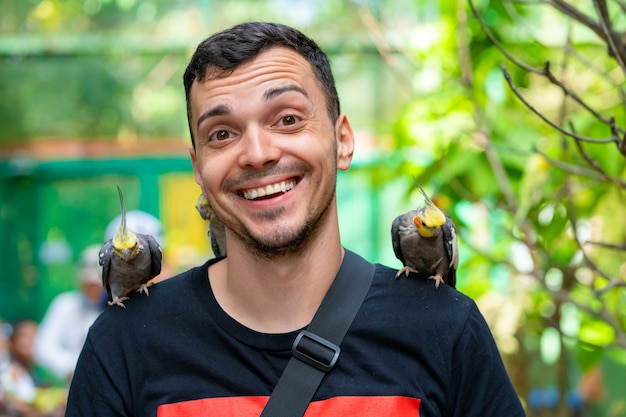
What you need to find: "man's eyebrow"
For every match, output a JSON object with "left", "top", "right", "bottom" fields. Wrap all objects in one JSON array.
[
  {"left": 195, "top": 86, "right": 307, "bottom": 130},
  {"left": 263, "top": 85, "right": 309, "bottom": 101},
  {"left": 196, "top": 104, "right": 231, "bottom": 130}
]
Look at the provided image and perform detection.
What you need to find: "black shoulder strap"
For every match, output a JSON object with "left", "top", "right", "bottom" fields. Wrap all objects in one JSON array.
[{"left": 259, "top": 249, "right": 375, "bottom": 417}]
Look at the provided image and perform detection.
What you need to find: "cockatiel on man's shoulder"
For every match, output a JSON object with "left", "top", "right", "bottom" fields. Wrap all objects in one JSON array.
[
  {"left": 391, "top": 185, "right": 458, "bottom": 289},
  {"left": 99, "top": 186, "right": 163, "bottom": 308},
  {"left": 195, "top": 192, "right": 227, "bottom": 258}
]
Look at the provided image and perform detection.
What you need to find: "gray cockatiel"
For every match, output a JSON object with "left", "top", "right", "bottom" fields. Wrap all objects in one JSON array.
[
  {"left": 195, "top": 193, "right": 227, "bottom": 258},
  {"left": 99, "top": 186, "right": 163, "bottom": 308},
  {"left": 391, "top": 185, "right": 458, "bottom": 289}
]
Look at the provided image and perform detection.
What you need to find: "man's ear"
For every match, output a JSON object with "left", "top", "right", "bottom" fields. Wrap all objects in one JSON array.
[
  {"left": 189, "top": 146, "right": 204, "bottom": 187},
  {"left": 335, "top": 114, "right": 355, "bottom": 171}
]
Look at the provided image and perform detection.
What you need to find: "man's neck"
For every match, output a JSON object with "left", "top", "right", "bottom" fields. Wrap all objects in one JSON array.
[{"left": 207, "top": 234, "right": 344, "bottom": 334}]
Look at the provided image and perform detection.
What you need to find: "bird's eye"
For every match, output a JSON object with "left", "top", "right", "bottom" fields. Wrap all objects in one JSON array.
[{"left": 422, "top": 220, "right": 429, "bottom": 227}]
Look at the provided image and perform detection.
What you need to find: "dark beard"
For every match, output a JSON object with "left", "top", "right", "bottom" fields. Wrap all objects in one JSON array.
[
  {"left": 241, "top": 183, "right": 336, "bottom": 262},
  {"left": 223, "top": 133, "right": 339, "bottom": 261}
]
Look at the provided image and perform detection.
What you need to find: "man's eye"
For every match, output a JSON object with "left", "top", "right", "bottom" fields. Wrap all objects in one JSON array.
[
  {"left": 210, "top": 130, "right": 231, "bottom": 141},
  {"left": 278, "top": 115, "right": 299, "bottom": 127}
]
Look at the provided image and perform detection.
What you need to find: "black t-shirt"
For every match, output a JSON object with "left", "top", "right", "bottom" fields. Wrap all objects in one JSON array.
[{"left": 66, "top": 251, "right": 525, "bottom": 417}]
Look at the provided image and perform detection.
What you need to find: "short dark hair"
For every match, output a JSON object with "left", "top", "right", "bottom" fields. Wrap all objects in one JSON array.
[{"left": 183, "top": 22, "right": 340, "bottom": 146}]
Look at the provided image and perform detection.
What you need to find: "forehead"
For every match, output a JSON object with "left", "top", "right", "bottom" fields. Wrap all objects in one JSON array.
[{"left": 189, "top": 48, "right": 321, "bottom": 112}]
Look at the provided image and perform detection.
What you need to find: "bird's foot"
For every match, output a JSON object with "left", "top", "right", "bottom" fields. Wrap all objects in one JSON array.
[
  {"left": 429, "top": 275, "right": 444, "bottom": 289},
  {"left": 396, "top": 266, "right": 419, "bottom": 278},
  {"left": 138, "top": 282, "right": 152, "bottom": 296},
  {"left": 108, "top": 297, "right": 129, "bottom": 309}
]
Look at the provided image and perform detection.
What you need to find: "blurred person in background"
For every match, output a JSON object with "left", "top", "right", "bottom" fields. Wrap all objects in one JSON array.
[
  {"left": 34, "top": 245, "right": 105, "bottom": 384},
  {"left": 0, "top": 320, "right": 9, "bottom": 373},
  {"left": 0, "top": 320, "right": 42, "bottom": 417},
  {"left": 0, "top": 320, "right": 11, "bottom": 415}
]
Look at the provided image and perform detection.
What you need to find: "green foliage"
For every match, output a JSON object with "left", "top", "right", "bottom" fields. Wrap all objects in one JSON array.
[{"left": 375, "top": 0, "right": 626, "bottom": 413}]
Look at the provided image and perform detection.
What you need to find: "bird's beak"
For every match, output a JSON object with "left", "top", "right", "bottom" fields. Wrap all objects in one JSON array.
[{"left": 121, "top": 248, "right": 132, "bottom": 261}]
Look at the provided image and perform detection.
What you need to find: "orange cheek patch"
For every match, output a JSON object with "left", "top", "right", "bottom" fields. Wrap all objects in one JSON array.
[{"left": 413, "top": 217, "right": 421, "bottom": 228}]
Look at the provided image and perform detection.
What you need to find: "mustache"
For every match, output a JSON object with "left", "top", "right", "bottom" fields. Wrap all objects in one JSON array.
[{"left": 222, "top": 162, "right": 310, "bottom": 191}]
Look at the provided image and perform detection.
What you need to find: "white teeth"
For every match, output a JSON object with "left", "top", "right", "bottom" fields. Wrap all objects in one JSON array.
[{"left": 242, "top": 180, "right": 296, "bottom": 200}]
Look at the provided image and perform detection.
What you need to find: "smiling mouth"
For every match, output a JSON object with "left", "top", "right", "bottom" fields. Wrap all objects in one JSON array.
[{"left": 240, "top": 179, "right": 297, "bottom": 200}]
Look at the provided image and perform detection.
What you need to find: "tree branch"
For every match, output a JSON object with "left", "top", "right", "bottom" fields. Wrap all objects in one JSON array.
[
  {"left": 541, "top": 61, "right": 621, "bottom": 132},
  {"left": 356, "top": 4, "right": 419, "bottom": 95},
  {"left": 500, "top": 64, "right": 622, "bottom": 145},
  {"left": 586, "top": 240, "right": 626, "bottom": 251},
  {"left": 470, "top": 0, "right": 625, "bottom": 136},
  {"left": 535, "top": 148, "right": 626, "bottom": 186},
  {"left": 593, "top": 0, "right": 626, "bottom": 74},
  {"left": 569, "top": 122, "right": 626, "bottom": 188},
  {"left": 544, "top": 0, "right": 626, "bottom": 69},
  {"left": 544, "top": 0, "right": 605, "bottom": 39},
  {"left": 563, "top": 43, "right": 626, "bottom": 104},
  {"left": 468, "top": 0, "right": 540, "bottom": 73}
]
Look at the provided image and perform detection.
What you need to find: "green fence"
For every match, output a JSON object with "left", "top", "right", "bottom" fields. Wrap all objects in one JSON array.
[{"left": 0, "top": 155, "right": 190, "bottom": 321}]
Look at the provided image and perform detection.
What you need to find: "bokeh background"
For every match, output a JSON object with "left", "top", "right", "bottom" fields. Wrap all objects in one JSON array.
[{"left": 0, "top": 0, "right": 625, "bottom": 416}]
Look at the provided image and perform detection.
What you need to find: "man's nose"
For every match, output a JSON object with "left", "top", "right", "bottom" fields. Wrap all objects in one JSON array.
[{"left": 237, "top": 126, "right": 281, "bottom": 169}]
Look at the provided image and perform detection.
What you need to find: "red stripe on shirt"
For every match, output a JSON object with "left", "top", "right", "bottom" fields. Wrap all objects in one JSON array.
[{"left": 157, "top": 395, "right": 420, "bottom": 417}]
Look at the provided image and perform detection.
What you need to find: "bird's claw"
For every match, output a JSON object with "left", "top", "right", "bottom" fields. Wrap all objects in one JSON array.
[
  {"left": 429, "top": 275, "right": 444, "bottom": 289},
  {"left": 138, "top": 282, "right": 152, "bottom": 296},
  {"left": 108, "top": 297, "right": 129, "bottom": 309},
  {"left": 395, "top": 266, "right": 419, "bottom": 278}
]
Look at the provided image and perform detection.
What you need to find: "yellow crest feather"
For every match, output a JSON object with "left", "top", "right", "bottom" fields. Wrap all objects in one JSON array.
[
  {"left": 414, "top": 184, "right": 446, "bottom": 236},
  {"left": 112, "top": 186, "right": 139, "bottom": 255}
]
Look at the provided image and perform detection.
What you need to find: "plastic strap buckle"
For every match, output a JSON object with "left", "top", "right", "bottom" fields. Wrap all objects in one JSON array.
[{"left": 291, "top": 330, "right": 341, "bottom": 373}]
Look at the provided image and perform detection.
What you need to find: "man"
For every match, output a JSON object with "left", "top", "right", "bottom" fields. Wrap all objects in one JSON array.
[{"left": 65, "top": 22, "right": 525, "bottom": 417}]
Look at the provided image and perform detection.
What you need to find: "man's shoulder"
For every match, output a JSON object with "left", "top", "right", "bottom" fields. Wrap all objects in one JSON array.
[
  {"left": 352, "top": 262, "right": 482, "bottom": 358},
  {"left": 373, "top": 263, "right": 471, "bottom": 298},
  {"left": 370, "top": 263, "right": 476, "bottom": 319},
  {"left": 89, "top": 263, "right": 206, "bottom": 332}
]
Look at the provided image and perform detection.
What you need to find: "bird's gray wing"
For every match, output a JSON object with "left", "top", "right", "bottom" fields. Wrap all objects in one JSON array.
[
  {"left": 391, "top": 214, "right": 406, "bottom": 266},
  {"left": 141, "top": 234, "right": 163, "bottom": 278},
  {"left": 99, "top": 240, "right": 114, "bottom": 300},
  {"left": 442, "top": 216, "right": 459, "bottom": 288},
  {"left": 209, "top": 218, "right": 227, "bottom": 258}
]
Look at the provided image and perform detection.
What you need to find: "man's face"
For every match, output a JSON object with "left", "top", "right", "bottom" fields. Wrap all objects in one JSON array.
[
  {"left": 82, "top": 281, "right": 104, "bottom": 304},
  {"left": 189, "top": 47, "right": 354, "bottom": 258}
]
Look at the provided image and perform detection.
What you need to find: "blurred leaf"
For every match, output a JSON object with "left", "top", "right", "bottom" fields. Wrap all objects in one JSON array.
[{"left": 579, "top": 318, "right": 616, "bottom": 347}]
